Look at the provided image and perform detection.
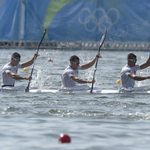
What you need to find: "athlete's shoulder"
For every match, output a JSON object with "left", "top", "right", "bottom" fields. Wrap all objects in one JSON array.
[{"left": 2, "top": 63, "right": 11, "bottom": 70}]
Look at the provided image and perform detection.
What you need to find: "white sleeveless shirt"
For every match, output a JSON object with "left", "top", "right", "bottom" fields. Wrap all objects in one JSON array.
[
  {"left": 61, "top": 65, "right": 81, "bottom": 88},
  {"left": 1, "top": 62, "right": 21, "bottom": 86},
  {"left": 120, "top": 64, "right": 140, "bottom": 88}
]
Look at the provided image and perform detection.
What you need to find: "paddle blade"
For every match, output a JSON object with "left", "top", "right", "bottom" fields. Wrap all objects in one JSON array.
[
  {"left": 90, "top": 83, "right": 94, "bottom": 93},
  {"left": 37, "top": 28, "right": 47, "bottom": 50},
  {"left": 98, "top": 29, "right": 107, "bottom": 51},
  {"left": 25, "top": 84, "right": 30, "bottom": 92}
]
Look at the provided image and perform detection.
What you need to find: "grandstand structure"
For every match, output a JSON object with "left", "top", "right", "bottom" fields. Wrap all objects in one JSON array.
[{"left": 0, "top": 41, "right": 150, "bottom": 51}]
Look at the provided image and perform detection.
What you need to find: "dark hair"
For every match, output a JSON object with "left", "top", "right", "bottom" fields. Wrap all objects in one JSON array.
[
  {"left": 11, "top": 52, "right": 21, "bottom": 59},
  {"left": 70, "top": 55, "right": 79, "bottom": 62},
  {"left": 127, "top": 53, "right": 136, "bottom": 59}
]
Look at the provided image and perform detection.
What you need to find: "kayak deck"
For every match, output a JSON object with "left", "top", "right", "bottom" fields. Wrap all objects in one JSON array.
[
  {"left": 29, "top": 89, "right": 150, "bottom": 94},
  {"left": 1, "top": 86, "right": 150, "bottom": 94}
]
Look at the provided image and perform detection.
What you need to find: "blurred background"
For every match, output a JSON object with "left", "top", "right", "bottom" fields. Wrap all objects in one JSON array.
[{"left": 0, "top": 0, "right": 150, "bottom": 50}]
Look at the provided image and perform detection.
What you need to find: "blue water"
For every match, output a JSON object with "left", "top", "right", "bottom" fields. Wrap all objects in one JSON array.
[{"left": 0, "top": 49, "right": 150, "bottom": 150}]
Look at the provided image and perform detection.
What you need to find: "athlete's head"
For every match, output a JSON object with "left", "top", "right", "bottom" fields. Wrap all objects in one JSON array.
[
  {"left": 127, "top": 53, "right": 137, "bottom": 67},
  {"left": 11, "top": 52, "right": 21, "bottom": 66},
  {"left": 70, "top": 55, "right": 80, "bottom": 69},
  {"left": 70, "top": 55, "right": 79, "bottom": 62},
  {"left": 127, "top": 53, "right": 136, "bottom": 60},
  {"left": 11, "top": 52, "right": 21, "bottom": 59}
]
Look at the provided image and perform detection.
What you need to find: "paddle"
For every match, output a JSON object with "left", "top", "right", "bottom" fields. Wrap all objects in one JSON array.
[
  {"left": 25, "top": 29, "right": 47, "bottom": 92},
  {"left": 90, "top": 29, "right": 107, "bottom": 93}
]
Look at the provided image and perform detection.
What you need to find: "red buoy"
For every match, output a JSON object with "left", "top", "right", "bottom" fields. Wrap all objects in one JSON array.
[
  {"left": 48, "top": 58, "right": 53, "bottom": 62},
  {"left": 58, "top": 134, "right": 71, "bottom": 143}
]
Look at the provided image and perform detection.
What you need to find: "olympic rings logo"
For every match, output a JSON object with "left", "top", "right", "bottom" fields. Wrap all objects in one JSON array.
[{"left": 78, "top": 8, "right": 119, "bottom": 32}]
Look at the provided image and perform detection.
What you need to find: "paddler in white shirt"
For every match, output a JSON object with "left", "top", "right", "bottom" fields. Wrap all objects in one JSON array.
[
  {"left": 1, "top": 50, "right": 39, "bottom": 87},
  {"left": 61, "top": 52, "right": 102, "bottom": 89},
  {"left": 120, "top": 53, "right": 150, "bottom": 88}
]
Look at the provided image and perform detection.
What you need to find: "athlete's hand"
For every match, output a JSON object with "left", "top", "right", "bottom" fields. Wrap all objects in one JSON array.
[
  {"left": 96, "top": 52, "right": 102, "bottom": 58},
  {"left": 88, "top": 79, "right": 95, "bottom": 83},
  {"left": 26, "top": 76, "right": 32, "bottom": 81},
  {"left": 34, "top": 50, "right": 39, "bottom": 58}
]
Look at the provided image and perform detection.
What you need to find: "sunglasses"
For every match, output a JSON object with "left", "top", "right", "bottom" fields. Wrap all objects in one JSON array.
[
  {"left": 72, "top": 61, "right": 80, "bottom": 65},
  {"left": 13, "top": 57, "right": 20, "bottom": 62},
  {"left": 128, "top": 59, "right": 137, "bottom": 63}
]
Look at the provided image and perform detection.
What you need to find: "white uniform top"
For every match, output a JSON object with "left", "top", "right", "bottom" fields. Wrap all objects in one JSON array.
[
  {"left": 61, "top": 65, "right": 81, "bottom": 88},
  {"left": 1, "top": 62, "right": 21, "bottom": 86},
  {"left": 120, "top": 64, "right": 140, "bottom": 88}
]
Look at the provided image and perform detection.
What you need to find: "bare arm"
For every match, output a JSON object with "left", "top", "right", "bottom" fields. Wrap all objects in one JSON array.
[
  {"left": 7, "top": 71, "right": 32, "bottom": 81},
  {"left": 81, "top": 52, "right": 102, "bottom": 70},
  {"left": 21, "top": 50, "right": 39, "bottom": 68},
  {"left": 128, "top": 73, "right": 150, "bottom": 81},
  {"left": 140, "top": 55, "right": 150, "bottom": 69},
  {"left": 70, "top": 75, "right": 95, "bottom": 84}
]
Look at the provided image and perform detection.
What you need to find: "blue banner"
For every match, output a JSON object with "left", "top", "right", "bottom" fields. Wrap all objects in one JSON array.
[
  {"left": 0, "top": 0, "right": 150, "bottom": 42},
  {"left": 0, "top": 0, "right": 20, "bottom": 40}
]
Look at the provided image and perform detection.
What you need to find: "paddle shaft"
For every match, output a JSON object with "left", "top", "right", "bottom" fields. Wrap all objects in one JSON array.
[
  {"left": 90, "top": 30, "right": 107, "bottom": 93},
  {"left": 25, "top": 29, "right": 47, "bottom": 92},
  {"left": 90, "top": 48, "right": 101, "bottom": 93},
  {"left": 25, "top": 57, "right": 37, "bottom": 92}
]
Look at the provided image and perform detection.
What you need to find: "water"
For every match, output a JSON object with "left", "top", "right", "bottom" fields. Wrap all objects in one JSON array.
[{"left": 0, "top": 49, "right": 150, "bottom": 150}]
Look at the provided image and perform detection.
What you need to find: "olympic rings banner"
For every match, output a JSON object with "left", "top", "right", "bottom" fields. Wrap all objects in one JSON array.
[{"left": 0, "top": 0, "right": 150, "bottom": 42}]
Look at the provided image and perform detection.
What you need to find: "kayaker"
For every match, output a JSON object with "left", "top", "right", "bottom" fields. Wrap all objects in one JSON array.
[
  {"left": 61, "top": 52, "right": 101, "bottom": 89},
  {"left": 120, "top": 53, "right": 150, "bottom": 88},
  {"left": 1, "top": 50, "right": 39, "bottom": 87}
]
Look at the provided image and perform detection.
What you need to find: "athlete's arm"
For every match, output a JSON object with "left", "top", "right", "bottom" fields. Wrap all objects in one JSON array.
[
  {"left": 128, "top": 73, "right": 150, "bottom": 81},
  {"left": 21, "top": 50, "right": 39, "bottom": 68},
  {"left": 7, "top": 71, "right": 32, "bottom": 81},
  {"left": 70, "top": 75, "right": 95, "bottom": 83},
  {"left": 81, "top": 52, "right": 102, "bottom": 70},
  {"left": 140, "top": 55, "right": 150, "bottom": 69}
]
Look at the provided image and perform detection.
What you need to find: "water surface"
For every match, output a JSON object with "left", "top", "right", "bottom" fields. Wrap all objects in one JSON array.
[{"left": 0, "top": 49, "right": 150, "bottom": 150}]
